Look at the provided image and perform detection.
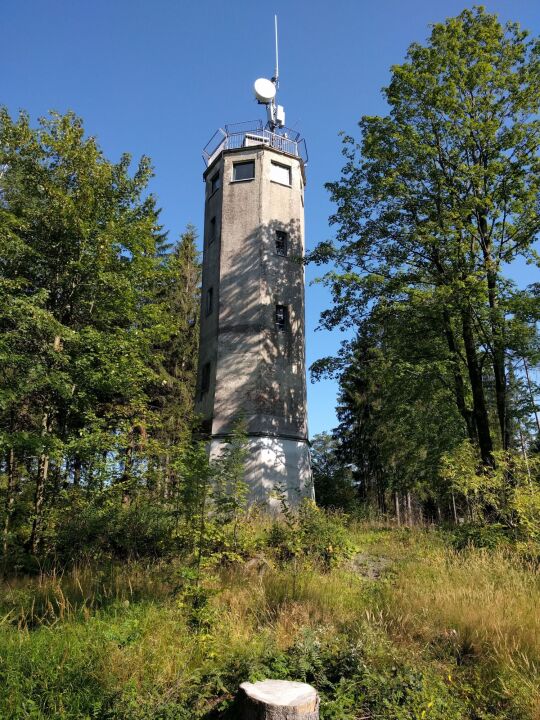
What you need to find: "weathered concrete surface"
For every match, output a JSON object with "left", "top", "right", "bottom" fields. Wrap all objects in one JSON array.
[
  {"left": 238, "top": 679, "right": 319, "bottom": 719},
  {"left": 210, "top": 436, "right": 313, "bottom": 507},
  {"left": 196, "top": 143, "right": 312, "bottom": 505}
]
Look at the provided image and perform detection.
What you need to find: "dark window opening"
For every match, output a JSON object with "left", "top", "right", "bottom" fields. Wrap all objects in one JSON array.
[
  {"left": 209, "top": 216, "right": 217, "bottom": 244},
  {"left": 275, "top": 304, "right": 289, "bottom": 331},
  {"left": 233, "top": 160, "right": 255, "bottom": 181},
  {"left": 206, "top": 287, "right": 213, "bottom": 316},
  {"left": 275, "top": 230, "right": 288, "bottom": 257},
  {"left": 200, "top": 362, "right": 211, "bottom": 398},
  {"left": 210, "top": 172, "right": 220, "bottom": 194}
]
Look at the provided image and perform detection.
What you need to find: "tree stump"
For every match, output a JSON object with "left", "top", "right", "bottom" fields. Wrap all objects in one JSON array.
[{"left": 238, "top": 679, "right": 319, "bottom": 719}]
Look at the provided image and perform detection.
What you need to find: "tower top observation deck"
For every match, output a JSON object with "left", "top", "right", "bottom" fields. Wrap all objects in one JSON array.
[{"left": 202, "top": 120, "right": 308, "bottom": 169}]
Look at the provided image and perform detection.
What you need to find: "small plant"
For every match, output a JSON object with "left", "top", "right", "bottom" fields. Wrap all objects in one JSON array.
[{"left": 266, "top": 499, "right": 356, "bottom": 569}]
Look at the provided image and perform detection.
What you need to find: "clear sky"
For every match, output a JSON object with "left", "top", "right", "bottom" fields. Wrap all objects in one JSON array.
[{"left": 2, "top": 0, "right": 539, "bottom": 436}]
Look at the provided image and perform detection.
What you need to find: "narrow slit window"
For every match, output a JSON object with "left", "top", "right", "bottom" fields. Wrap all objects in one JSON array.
[
  {"left": 275, "top": 230, "right": 288, "bottom": 257},
  {"left": 210, "top": 172, "right": 220, "bottom": 194},
  {"left": 275, "top": 304, "right": 288, "bottom": 331},
  {"left": 232, "top": 160, "right": 255, "bottom": 181},
  {"left": 200, "top": 362, "right": 211, "bottom": 398},
  {"left": 270, "top": 161, "right": 291, "bottom": 186},
  {"left": 209, "top": 216, "right": 217, "bottom": 244},
  {"left": 205, "top": 287, "right": 213, "bottom": 316}
]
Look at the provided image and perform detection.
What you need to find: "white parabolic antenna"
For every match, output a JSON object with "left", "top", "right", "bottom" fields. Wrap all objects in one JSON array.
[
  {"left": 254, "top": 77, "right": 276, "bottom": 103},
  {"left": 252, "top": 15, "right": 285, "bottom": 130}
]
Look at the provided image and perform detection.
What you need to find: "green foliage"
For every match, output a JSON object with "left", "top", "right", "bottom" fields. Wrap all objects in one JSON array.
[
  {"left": 0, "top": 108, "right": 200, "bottom": 567},
  {"left": 212, "top": 419, "right": 249, "bottom": 535},
  {"left": 311, "top": 432, "right": 358, "bottom": 510},
  {"left": 309, "top": 7, "right": 540, "bottom": 520},
  {"left": 48, "top": 489, "right": 179, "bottom": 563},
  {"left": 441, "top": 442, "right": 540, "bottom": 534},
  {"left": 2, "top": 524, "right": 538, "bottom": 719},
  {"left": 267, "top": 500, "right": 356, "bottom": 569},
  {"left": 512, "top": 484, "right": 540, "bottom": 540},
  {"left": 450, "top": 523, "right": 511, "bottom": 551}
]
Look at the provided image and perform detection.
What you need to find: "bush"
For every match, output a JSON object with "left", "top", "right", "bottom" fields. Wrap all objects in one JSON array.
[
  {"left": 46, "top": 489, "right": 179, "bottom": 564},
  {"left": 450, "top": 523, "right": 511, "bottom": 551},
  {"left": 266, "top": 501, "right": 356, "bottom": 569},
  {"left": 512, "top": 484, "right": 540, "bottom": 541}
]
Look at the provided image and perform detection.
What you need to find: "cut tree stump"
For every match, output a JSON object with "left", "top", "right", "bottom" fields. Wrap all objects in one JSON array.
[{"left": 238, "top": 679, "right": 319, "bottom": 719}]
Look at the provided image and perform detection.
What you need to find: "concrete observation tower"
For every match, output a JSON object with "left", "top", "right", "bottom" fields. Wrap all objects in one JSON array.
[{"left": 196, "top": 21, "right": 312, "bottom": 506}]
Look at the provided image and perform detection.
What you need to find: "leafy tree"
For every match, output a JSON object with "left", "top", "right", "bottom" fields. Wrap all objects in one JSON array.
[
  {"left": 310, "top": 8, "right": 540, "bottom": 503},
  {"left": 310, "top": 432, "right": 357, "bottom": 510},
  {"left": 0, "top": 109, "right": 200, "bottom": 563}
]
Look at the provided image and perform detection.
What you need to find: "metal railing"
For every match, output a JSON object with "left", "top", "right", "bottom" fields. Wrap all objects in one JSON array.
[{"left": 202, "top": 120, "right": 308, "bottom": 167}]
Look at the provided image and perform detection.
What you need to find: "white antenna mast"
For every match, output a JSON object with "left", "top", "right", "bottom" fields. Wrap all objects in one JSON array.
[
  {"left": 273, "top": 14, "right": 279, "bottom": 86},
  {"left": 253, "top": 15, "right": 285, "bottom": 131}
]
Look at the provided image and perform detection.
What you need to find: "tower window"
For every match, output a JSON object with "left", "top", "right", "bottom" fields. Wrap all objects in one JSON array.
[
  {"left": 275, "top": 304, "right": 289, "bottom": 331},
  {"left": 270, "top": 161, "right": 291, "bottom": 186},
  {"left": 209, "top": 216, "right": 217, "bottom": 244},
  {"left": 200, "top": 362, "right": 211, "bottom": 398},
  {"left": 232, "top": 160, "right": 255, "bottom": 182},
  {"left": 205, "top": 287, "right": 213, "bottom": 316},
  {"left": 210, "top": 171, "right": 220, "bottom": 194},
  {"left": 275, "top": 230, "right": 288, "bottom": 257}
]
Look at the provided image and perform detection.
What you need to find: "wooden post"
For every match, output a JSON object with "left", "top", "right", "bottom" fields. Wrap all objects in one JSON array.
[{"left": 239, "top": 679, "right": 319, "bottom": 719}]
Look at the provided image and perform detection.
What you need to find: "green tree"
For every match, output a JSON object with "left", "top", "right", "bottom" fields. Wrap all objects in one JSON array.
[
  {"left": 310, "top": 432, "right": 357, "bottom": 511},
  {"left": 147, "top": 226, "right": 201, "bottom": 500},
  {"left": 311, "top": 8, "right": 540, "bottom": 470},
  {"left": 0, "top": 109, "right": 192, "bottom": 560}
]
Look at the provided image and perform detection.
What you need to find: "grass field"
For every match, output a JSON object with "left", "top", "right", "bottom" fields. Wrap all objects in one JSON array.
[{"left": 1, "top": 523, "right": 539, "bottom": 719}]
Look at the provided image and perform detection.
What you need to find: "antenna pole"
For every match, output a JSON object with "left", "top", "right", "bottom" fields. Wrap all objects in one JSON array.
[{"left": 274, "top": 14, "right": 279, "bottom": 86}]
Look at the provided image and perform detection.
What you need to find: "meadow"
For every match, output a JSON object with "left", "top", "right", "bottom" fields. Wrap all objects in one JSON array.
[{"left": 1, "top": 518, "right": 539, "bottom": 720}]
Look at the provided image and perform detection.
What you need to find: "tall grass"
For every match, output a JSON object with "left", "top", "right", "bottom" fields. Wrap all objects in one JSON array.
[
  {"left": 377, "top": 543, "right": 540, "bottom": 717},
  {"left": 0, "top": 561, "right": 172, "bottom": 628},
  {"left": 0, "top": 525, "right": 539, "bottom": 719}
]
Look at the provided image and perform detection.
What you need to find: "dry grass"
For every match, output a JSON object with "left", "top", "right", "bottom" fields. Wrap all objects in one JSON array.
[
  {"left": 364, "top": 536, "right": 540, "bottom": 717},
  {"left": 381, "top": 546, "right": 540, "bottom": 665},
  {"left": 2, "top": 525, "right": 540, "bottom": 718},
  {"left": 0, "top": 561, "right": 173, "bottom": 628}
]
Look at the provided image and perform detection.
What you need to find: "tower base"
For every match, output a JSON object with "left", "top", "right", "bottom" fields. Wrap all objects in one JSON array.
[{"left": 210, "top": 435, "right": 313, "bottom": 509}]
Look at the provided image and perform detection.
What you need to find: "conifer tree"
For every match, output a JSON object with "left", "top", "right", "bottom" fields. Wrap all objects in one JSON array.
[{"left": 0, "top": 109, "right": 200, "bottom": 560}]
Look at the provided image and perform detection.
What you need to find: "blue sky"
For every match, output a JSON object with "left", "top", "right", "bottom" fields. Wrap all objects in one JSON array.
[{"left": 2, "top": 0, "right": 539, "bottom": 436}]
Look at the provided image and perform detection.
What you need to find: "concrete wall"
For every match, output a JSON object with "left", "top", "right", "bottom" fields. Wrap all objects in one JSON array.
[
  {"left": 196, "top": 144, "right": 311, "bottom": 504},
  {"left": 210, "top": 436, "right": 313, "bottom": 507}
]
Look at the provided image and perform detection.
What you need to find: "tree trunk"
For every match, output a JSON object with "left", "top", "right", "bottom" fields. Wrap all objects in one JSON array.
[
  {"left": 461, "top": 308, "right": 494, "bottom": 466},
  {"left": 523, "top": 358, "right": 540, "bottom": 435},
  {"left": 486, "top": 267, "right": 509, "bottom": 449},
  {"left": 406, "top": 491, "right": 413, "bottom": 526},
  {"left": 73, "top": 457, "right": 82, "bottom": 487},
  {"left": 451, "top": 492, "right": 458, "bottom": 524},
  {"left": 120, "top": 433, "right": 134, "bottom": 505},
  {"left": 442, "top": 309, "right": 477, "bottom": 441},
  {"left": 29, "top": 412, "right": 51, "bottom": 555},
  {"left": 2, "top": 447, "right": 18, "bottom": 567},
  {"left": 519, "top": 427, "right": 532, "bottom": 485},
  {"left": 394, "top": 491, "right": 401, "bottom": 526},
  {"left": 238, "top": 680, "right": 319, "bottom": 719}
]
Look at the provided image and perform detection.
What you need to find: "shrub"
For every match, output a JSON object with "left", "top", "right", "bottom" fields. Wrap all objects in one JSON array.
[
  {"left": 47, "top": 489, "right": 178, "bottom": 564},
  {"left": 266, "top": 501, "right": 356, "bottom": 569},
  {"left": 451, "top": 523, "right": 511, "bottom": 550}
]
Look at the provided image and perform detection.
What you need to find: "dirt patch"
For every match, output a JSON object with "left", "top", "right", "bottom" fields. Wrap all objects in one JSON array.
[{"left": 350, "top": 553, "right": 392, "bottom": 579}]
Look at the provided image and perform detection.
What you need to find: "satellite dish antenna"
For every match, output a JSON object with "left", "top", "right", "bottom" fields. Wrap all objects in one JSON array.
[
  {"left": 252, "top": 15, "right": 285, "bottom": 131},
  {"left": 254, "top": 78, "right": 276, "bottom": 103}
]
